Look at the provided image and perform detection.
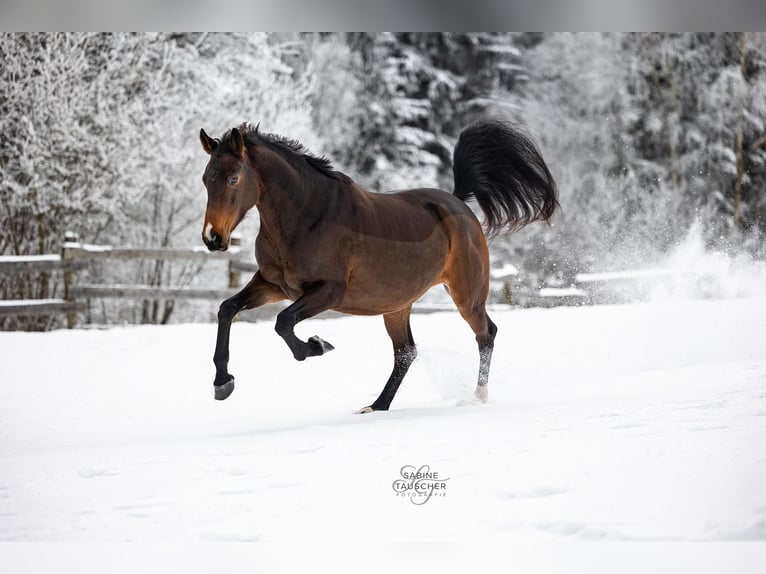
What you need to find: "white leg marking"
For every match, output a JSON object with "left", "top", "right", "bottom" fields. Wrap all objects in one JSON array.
[{"left": 475, "top": 385, "right": 488, "bottom": 403}]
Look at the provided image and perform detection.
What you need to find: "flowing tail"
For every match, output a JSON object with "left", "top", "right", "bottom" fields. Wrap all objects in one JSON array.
[{"left": 452, "top": 120, "right": 558, "bottom": 236}]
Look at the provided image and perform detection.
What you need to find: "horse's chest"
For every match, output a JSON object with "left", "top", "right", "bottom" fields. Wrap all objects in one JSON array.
[
  {"left": 256, "top": 243, "right": 315, "bottom": 298},
  {"left": 258, "top": 258, "right": 299, "bottom": 293}
]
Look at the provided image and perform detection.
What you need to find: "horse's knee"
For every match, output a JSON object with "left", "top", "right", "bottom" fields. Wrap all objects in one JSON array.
[{"left": 218, "top": 298, "right": 238, "bottom": 322}]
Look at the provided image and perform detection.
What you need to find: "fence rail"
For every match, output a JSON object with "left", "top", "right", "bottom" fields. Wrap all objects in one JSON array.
[
  {"left": 0, "top": 232, "right": 254, "bottom": 327},
  {"left": 0, "top": 254, "right": 88, "bottom": 274},
  {"left": 69, "top": 285, "right": 237, "bottom": 301},
  {"left": 0, "top": 298, "right": 87, "bottom": 318},
  {"left": 63, "top": 243, "right": 246, "bottom": 262}
]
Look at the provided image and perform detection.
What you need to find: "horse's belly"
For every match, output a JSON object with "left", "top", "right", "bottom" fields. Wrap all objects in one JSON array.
[{"left": 336, "top": 235, "right": 448, "bottom": 315}]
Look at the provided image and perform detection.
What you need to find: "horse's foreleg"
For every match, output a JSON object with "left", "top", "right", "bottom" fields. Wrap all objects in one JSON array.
[
  {"left": 274, "top": 280, "right": 345, "bottom": 361},
  {"left": 213, "top": 271, "right": 285, "bottom": 400},
  {"left": 358, "top": 306, "right": 416, "bottom": 413}
]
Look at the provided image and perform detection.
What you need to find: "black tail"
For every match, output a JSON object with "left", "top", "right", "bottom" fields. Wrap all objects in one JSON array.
[{"left": 452, "top": 120, "right": 558, "bottom": 236}]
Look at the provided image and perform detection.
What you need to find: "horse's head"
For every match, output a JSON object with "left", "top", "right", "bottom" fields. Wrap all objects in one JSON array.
[{"left": 199, "top": 127, "right": 259, "bottom": 251}]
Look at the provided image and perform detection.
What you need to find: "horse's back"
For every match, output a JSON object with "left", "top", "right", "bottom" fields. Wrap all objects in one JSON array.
[
  {"left": 346, "top": 186, "right": 476, "bottom": 239},
  {"left": 331, "top": 186, "right": 489, "bottom": 315},
  {"left": 374, "top": 186, "right": 479, "bottom": 223}
]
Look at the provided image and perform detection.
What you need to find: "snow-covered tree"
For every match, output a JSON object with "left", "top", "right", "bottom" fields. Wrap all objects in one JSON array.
[
  {"left": 509, "top": 32, "right": 766, "bottom": 286},
  {"left": 345, "top": 33, "right": 525, "bottom": 192},
  {"left": 0, "top": 32, "right": 320, "bottom": 327}
]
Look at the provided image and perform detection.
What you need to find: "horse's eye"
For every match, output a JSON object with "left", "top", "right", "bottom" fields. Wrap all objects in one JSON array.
[{"left": 227, "top": 175, "right": 239, "bottom": 186}]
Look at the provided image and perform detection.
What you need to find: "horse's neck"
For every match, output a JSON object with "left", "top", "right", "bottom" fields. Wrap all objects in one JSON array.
[{"left": 254, "top": 153, "right": 331, "bottom": 241}]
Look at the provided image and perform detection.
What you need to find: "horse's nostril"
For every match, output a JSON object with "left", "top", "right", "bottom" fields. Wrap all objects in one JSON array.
[{"left": 204, "top": 230, "right": 224, "bottom": 251}]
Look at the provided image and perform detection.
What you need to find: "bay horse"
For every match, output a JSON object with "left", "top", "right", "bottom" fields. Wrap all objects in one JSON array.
[{"left": 199, "top": 120, "right": 557, "bottom": 412}]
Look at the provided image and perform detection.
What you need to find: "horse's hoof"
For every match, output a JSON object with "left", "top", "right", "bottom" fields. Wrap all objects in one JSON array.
[
  {"left": 214, "top": 377, "right": 235, "bottom": 401},
  {"left": 357, "top": 405, "right": 375, "bottom": 414},
  {"left": 308, "top": 336, "right": 335, "bottom": 355},
  {"left": 474, "top": 385, "right": 488, "bottom": 403}
]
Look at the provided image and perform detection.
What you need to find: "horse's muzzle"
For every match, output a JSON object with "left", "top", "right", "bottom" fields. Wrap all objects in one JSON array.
[{"left": 203, "top": 231, "right": 228, "bottom": 252}]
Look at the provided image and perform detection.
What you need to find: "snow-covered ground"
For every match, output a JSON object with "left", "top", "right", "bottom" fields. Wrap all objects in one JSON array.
[
  {"left": 2, "top": 293, "right": 766, "bottom": 568},
  {"left": 2, "top": 294, "right": 766, "bottom": 542}
]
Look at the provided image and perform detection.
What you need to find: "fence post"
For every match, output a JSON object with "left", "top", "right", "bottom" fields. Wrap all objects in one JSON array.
[
  {"left": 228, "top": 233, "right": 242, "bottom": 289},
  {"left": 502, "top": 281, "right": 512, "bottom": 305},
  {"left": 62, "top": 231, "right": 79, "bottom": 328}
]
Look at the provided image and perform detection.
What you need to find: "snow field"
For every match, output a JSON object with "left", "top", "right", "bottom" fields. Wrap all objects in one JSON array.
[{"left": 0, "top": 296, "right": 765, "bottom": 553}]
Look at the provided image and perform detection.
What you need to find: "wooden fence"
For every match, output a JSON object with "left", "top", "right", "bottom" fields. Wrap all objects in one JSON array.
[
  {"left": 1, "top": 232, "right": 719, "bottom": 327},
  {"left": 0, "top": 232, "right": 256, "bottom": 327}
]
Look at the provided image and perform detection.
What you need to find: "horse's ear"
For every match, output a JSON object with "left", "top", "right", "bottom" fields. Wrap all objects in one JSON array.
[
  {"left": 230, "top": 127, "right": 244, "bottom": 158},
  {"left": 200, "top": 129, "right": 217, "bottom": 155}
]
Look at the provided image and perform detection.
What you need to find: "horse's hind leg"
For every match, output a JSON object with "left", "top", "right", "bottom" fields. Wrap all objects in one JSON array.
[
  {"left": 446, "top": 257, "right": 497, "bottom": 401},
  {"left": 358, "top": 306, "right": 417, "bottom": 413},
  {"left": 456, "top": 305, "right": 497, "bottom": 402},
  {"left": 475, "top": 311, "right": 498, "bottom": 401}
]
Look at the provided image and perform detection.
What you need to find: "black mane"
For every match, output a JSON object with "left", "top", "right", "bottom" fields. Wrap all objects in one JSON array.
[{"left": 230, "top": 123, "right": 349, "bottom": 182}]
